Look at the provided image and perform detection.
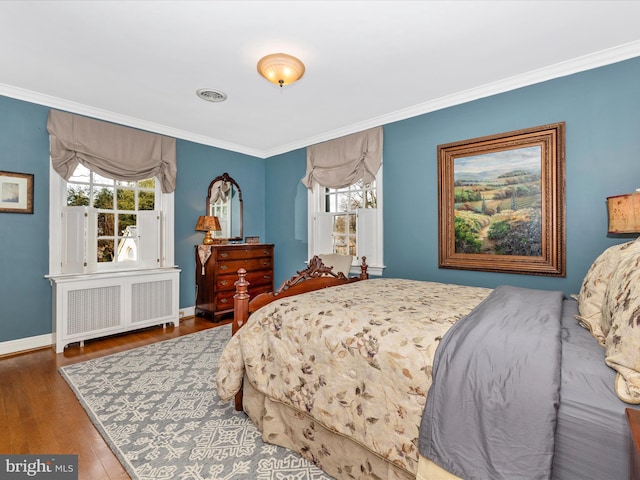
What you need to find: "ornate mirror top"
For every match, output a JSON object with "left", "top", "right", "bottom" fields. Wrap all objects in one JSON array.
[{"left": 206, "top": 173, "right": 243, "bottom": 241}]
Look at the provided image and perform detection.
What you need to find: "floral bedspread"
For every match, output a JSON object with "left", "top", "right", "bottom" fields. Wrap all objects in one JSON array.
[{"left": 216, "top": 278, "right": 491, "bottom": 473}]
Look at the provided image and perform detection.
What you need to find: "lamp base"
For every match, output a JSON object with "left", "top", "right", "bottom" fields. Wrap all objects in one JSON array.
[{"left": 202, "top": 232, "right": 214, "bottom": 245}]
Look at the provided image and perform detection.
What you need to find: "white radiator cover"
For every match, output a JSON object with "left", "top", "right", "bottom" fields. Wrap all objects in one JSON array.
[{"left": 50, "top": 268, "right": 180, "bottom": 353}]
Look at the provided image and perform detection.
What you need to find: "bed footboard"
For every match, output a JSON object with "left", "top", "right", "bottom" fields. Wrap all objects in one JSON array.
[{"left": 231, "top": 255, "right": 368, "bottom": 410}]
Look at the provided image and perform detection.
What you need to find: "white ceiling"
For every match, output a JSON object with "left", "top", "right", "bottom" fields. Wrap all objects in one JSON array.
[{"left": 2, "top": 1, "right": 640, "bottom": 159}]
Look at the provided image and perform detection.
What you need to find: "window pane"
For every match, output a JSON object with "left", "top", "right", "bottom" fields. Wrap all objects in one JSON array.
[
  {"left": 116, "top": 179, "right": 136, "bottom": 187},
  {"left": 118, "top": 214, "right": 136, "bottom": 235},
  {"left": 68, "top": 164, "right": 90, "bottom": 183},
  {"left": 98, "top": 213, "right": 114, "bottom": 236},
  {"left": 93, "top": 173, "right": 113, "bottom": 185},
  {"left": 365, "top": 188, "right": 377, "bottom": 208},
  {"left": 116, "top": 188, "right": 136, "bottom": 210},
  {"left": 138, "top": 190, "right": 155, "bottom": 210},
  {"left": 333, "top": 215, "right": 347, "bottom": 235},
  {"left": 336, "top": 192, "right": 350, "bottom": 212},
  {"left": 325, "top": 193, "right": 337, "bottom": 213},
  {"left": 117, "top": 238, "right": 137, "bottom": 262},
  {"left": 98, "top": 239, "right": 115, "bottom": 263},
  {"left": 93, "top": 187, "right": 114, "bottom": 209},
  {"left": 334, "top": 236, "right": 348, "bottom": 255},
  {"left": 349, "top": 213, "right": 356, "bottom": 234},
  {"left": 67, "top": 185, "right": 90, "bottom": 206},
  {"left": 139, "top": 178, "right": 155, "bottom": 189}
]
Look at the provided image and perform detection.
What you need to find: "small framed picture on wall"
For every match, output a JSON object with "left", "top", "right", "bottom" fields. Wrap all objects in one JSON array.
[{"left": 0, "top": 170, "right": 34, "bottom": 214}]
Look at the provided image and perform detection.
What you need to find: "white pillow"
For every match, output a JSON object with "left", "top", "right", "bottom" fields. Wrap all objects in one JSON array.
[
  {"left": 603, "top": 247, "right": 640, "bottom": 403},
  {"left": 576, "top": 238, "right": 640, "bottom": 345},
  {"left": 318, "top": 253, "right": 353, "bottom": 277}
]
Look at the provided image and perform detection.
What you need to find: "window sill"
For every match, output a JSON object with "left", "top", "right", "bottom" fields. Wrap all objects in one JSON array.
[{"left": 350, "top": 264, "right": 384, "bottom": 277}]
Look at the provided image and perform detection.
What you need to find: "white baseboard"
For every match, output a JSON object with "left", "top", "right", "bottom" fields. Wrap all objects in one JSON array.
[
  {"left": 0, "top": 334, "right": 53, "bottom": 356},
  {"left": 0, "top": 305, "right": 197, "bottom": 357}
]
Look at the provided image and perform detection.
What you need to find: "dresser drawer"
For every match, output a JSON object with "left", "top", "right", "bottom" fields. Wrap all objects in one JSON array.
[
  {"left": 216, "top": 257, "right": 272, "bottom": 274},
  {"left": 216, "top": 247, "right": 273, "bottom": 261},
  {"left": 216, "top": 270, "right": 273, "bottom": 292}
]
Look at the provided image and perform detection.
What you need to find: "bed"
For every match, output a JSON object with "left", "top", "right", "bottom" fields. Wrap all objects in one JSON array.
[{"left": 216, "top": 245, "right": 640, "bottom": 480}]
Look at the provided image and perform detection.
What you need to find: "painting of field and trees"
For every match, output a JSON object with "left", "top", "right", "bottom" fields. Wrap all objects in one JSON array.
[
  {"left": 453, "top": 146, "right": 542, "bottom": 256},
  {"left": 438, "top": 122, "right": 565, "bottom": 276}
]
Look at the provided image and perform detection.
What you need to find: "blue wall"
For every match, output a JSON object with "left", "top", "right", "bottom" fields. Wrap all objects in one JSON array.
[
  {"left": 2, "top": 56, "right": 640, "bottom": 345},
  {"left": 265, "top": 57, "right": 640, "bottom": 294},
  {"left": 0, "top": 97, "right": 51, "bottom": 341},
  {"left": 174, "top": 140, "right": 265, "bottom": 308}
]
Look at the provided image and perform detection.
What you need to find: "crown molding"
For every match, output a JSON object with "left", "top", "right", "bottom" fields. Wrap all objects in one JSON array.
[
  {"left": 3, "top": 40, "right": 640, "bottom": 160},
  {"left": 262, "top": 40, "right": 640, "bottom": 158},
  {"left": 0, "top": 84, "right": 265, "bottom": 158}
]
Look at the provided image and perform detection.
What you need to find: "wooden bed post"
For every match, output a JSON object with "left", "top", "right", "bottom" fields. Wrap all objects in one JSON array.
[
  {"left": 232, "top": 268, "right": 250, "bottom": 411},
  {"left": 359, "top": 256, "right": 368, "bottom": 280},
  {"left": 233, "top": 268, "right": 250, "bottom": 336}
]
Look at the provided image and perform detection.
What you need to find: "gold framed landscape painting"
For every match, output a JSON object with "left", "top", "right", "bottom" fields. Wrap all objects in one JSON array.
[
  {"left": 0, "top": 170, "right": 34, "bottom": 214},
  {"left": 438, "top": 122, "right": 565, "bottom": 276}
]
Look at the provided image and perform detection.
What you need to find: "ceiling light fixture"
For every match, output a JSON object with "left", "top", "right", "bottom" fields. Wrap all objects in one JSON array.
[{"left": 257, "top": 53, "right": 305, "bottom": 88}]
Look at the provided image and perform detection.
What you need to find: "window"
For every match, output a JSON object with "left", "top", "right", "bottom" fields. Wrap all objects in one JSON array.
[
  {"left": 49, "top": 163, "right": 174, "bottom": 275},
  {"left": 308, "top": 169, "right": 383, "bottom": 276},
  {"left": 66, "top": 165, "right": 156, "bottom": 264}
]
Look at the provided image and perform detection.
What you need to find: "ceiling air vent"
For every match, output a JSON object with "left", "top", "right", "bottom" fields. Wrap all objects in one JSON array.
[{"left": 196, "top": 89, "right": 227, "bottom": 103}]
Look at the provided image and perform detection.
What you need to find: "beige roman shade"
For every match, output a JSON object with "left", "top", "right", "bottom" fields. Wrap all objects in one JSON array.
[
  {"left": 47, "top": 110, "right": 177, "bottom": 193},
  {"left": 302, "top": 126, "right": 383, "bottom": 190}
]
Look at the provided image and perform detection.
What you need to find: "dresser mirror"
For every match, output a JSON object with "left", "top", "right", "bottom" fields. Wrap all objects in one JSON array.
[{"left": 206, "top": 173, "right": 243, "bottom": 241}]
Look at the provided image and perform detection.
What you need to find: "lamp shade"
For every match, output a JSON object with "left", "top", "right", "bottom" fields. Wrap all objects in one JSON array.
[
  {"left": 606, "top": 192, "right": 640, "bottom": 233},
  {"left": 257, "top": 53, "right": 305, "bottom": 87},
  {"left": 195, "top": 215, "right": 221, "bottom": 232},
  {"left": 195, "top": 215, "right": 222, "bottom": 245}
]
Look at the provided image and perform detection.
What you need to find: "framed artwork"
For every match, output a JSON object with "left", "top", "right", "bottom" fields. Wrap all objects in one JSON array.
[
  {"left": 438, "top": 122, "right": 565, "bottom": 276},
  {"left": 0, "top": 171, "right": 34, "bottom": 214}
]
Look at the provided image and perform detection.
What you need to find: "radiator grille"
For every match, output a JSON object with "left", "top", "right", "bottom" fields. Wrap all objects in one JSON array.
[
  {"left": 67, "top": 286, "right": 121, "bottom": 335},
  {"left": 131, "top": 279, "right": 173, "bottom": 323}
]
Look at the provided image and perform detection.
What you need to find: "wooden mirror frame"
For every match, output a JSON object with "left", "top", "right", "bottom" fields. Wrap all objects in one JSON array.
[{"left": 206, "top": 172, "right": 243, "bottom": 241}]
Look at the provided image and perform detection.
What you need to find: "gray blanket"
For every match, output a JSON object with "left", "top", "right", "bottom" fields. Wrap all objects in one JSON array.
[{"left": 419, "top": 285, "right": 564, "bottom": 480}]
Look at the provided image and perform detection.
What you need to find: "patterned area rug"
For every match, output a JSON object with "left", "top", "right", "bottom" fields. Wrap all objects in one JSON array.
[{"left": 59, "top": 324, "right": 334, "bottom": 480}]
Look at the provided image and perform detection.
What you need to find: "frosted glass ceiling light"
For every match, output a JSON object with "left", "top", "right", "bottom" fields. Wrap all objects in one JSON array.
[{"left": 257, "top": 53, "right": 305, "bottom": 87}]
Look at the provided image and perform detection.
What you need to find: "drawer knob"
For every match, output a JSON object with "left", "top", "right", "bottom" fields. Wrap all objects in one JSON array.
[
  {"left": 220, "top": 252, "right": 229, "bottom": 258},
  {"left": 220, "top": 265, "right": 228, "bottom": 270},
  {"left": 263, "top": 250, "right": 269, "bottom": 255},
  {"left": 220, "top": 298, "right": 229, "bottom": 304},
  {"left": 264, "top": 275, "right": 271, "bottom": 279},
  {"left": 220, "top": 280, "right": 229, "bottom": 286}
]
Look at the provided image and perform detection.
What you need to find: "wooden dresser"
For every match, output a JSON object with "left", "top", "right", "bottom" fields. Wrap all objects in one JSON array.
[{"left": 195, "top": 243, "right": 274, "bottom": 320}]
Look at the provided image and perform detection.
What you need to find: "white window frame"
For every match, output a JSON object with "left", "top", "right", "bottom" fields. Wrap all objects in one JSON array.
[
  {"left": 48, "top": 162, "right": 175, "bottom": 277},
  {"left": 308, "top": 167, "right": 384, "bottom": 276}
]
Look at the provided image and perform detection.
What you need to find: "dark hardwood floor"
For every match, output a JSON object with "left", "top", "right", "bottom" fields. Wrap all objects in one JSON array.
[{"left": 0, "top": 316, "right": 225, "bottom": 480}]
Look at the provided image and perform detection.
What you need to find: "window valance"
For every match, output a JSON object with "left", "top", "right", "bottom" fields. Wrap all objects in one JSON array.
[
  {"left": 47, "top": 110, "right": 177, "bottom": 193},
  {"left": 301, "top": 126, "right": 383, "bottom": 190}
]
